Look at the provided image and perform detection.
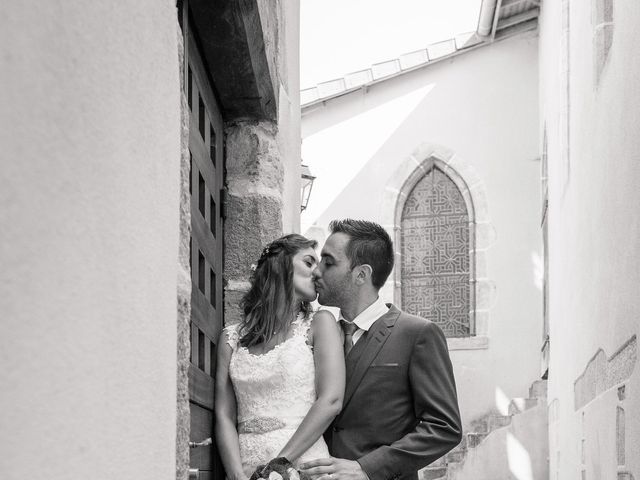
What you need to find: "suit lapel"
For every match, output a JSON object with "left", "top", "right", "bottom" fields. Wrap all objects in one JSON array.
[{"left": 342, "top": 305, "right": 400, "bottom": 409}]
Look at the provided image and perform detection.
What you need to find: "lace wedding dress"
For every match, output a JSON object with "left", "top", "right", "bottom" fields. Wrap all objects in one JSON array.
[{"left": 224, "top": 313, "right": 330, "bottom": 476}]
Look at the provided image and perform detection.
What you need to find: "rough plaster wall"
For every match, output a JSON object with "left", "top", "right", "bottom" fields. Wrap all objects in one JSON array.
[
  {"left": 301, "top": 36, "right": 542, "bottom": 428},
  {"left": 0, "top": 2, "right": 182, "bottom": 479},
  {"left": 539, "top": 0, "right": 640, "bottom": 478}
]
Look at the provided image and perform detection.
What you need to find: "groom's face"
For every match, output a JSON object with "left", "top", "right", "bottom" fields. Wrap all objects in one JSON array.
[{"left": 313, "top": 232, "right": 355, "bottom": 307}]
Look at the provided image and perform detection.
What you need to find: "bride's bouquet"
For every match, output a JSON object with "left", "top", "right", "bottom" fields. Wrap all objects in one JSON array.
[{"left": 249, "top": 457, "right": 311, "bottom": 480}]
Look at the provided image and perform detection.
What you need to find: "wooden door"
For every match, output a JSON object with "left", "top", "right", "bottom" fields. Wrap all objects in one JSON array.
[{"left": 181, "top": 2, "right": 225, "bottom": 479}]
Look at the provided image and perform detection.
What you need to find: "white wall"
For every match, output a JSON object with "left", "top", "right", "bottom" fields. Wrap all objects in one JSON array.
[
  {"left": 0, "top": 2, "right": 182, "bottom": 479},
  {"left": 539, "top": 0, "right": 640, "bottom": 478},
  {"left": 302, "top": 34, "right": 542, "bottom": 427},
  {"left": 277, "top": 0, "right": 302, "bottom": 234}
]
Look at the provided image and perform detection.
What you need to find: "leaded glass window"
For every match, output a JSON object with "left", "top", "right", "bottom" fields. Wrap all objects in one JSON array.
[{"left": 401, "top": 166, "right": 473, "bottom": 337}]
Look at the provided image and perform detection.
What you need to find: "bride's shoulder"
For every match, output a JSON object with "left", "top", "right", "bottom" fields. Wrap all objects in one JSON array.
[
  {"left": 221, "top": 323, "right": 241, "bottom": 350},
  {"left": 311, "top": 309, "right": 338, "bottom": 323},
  {"left": 310, "top": 308, "right": 340, "bottom": 336}
]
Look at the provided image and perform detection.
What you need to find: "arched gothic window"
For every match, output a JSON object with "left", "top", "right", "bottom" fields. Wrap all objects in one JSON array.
[{"left": 401, "top": 166, "right": 474, "bottom": 337}]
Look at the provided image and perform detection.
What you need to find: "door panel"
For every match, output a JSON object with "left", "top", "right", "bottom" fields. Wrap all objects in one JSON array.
[{"left": 182, "top": 2, "right": 225, "bottom": 478}]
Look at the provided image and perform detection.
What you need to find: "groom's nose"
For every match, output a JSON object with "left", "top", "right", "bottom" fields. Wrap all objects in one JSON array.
[{"left": 312, "top": 265, "right": 321, "bottom": 279}]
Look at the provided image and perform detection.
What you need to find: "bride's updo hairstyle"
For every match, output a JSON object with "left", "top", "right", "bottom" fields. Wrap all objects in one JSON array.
[{"left": 239, "top": 233, "right": 317, "bottom": 348}]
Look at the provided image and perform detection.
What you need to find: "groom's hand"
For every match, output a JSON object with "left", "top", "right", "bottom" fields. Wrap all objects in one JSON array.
[{"left": 299, "top": 457, "right": 369, "bottom": 480}]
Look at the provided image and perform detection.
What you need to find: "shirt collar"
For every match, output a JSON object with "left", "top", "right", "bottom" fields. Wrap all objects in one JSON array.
[{"left": 340, "top": 296, "right": 390, "bottom": 332}]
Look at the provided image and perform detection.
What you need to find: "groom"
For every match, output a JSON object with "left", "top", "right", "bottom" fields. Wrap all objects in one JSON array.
[{"left": 301, "top": 219, "right": 462, "bottom": 480}]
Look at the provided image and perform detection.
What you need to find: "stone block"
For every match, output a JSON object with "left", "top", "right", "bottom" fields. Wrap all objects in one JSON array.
[
  {"left": 411, "top": 142, "right": 455, "bottom": 164},
  {"left": 447, "top": 335, "right": 489, "bottom": 351},
  {"left": 466, "top": 432, "right": 488, "bottom": 448},
  {"left": 386, "top": 155, "right": 423, "bottom": 192},
  {"left": 529, "top": 379, "right": 548, "bottom": 399},
  {"left": 509, "top": 397, "right": 538, "bottom": 415},
  {"left": 443, "top": 161, "right": 482, "bottom": 195},
  {"left": 225, "top": 121, "right": 283, "bottom": 195},
  {"left": 617, "top": 406, "right": 625, "bottom": 466},
  {"left": 609, "top": 335, "right": 637, "bottom": 385},
  {"left": 475, "top": 279, "right": 496, "bottom": 310},
  {"left": 224, "top": 193, "right": 283, "bottom": 280},
  {"left": 487, "top": 414, "right": 512, "bottom": 431},
  {"left": 176, "top": 54, "right": 192, "bottom": 480},
  {"left": 475, "top": 222, "right": 497, "bottom": 251},
  {"left": 445, "top": 447, "right": 466, "bottom": 463},
  {"left": 469, "top": 183, "right": 490, "bottom": 223},
  {"left": 594, "top": 0, "right": 614, "bottom": 25},
  {"left": 379, "top": 280, "right": 396, "bottom": 305},
  {"left": 472, "top": 248, "right": 487, "bottom": 278},
  {"left": 224, "top": 287, "right": 247, "bottom": 327},
  {"left": 473, "top": 311, "right": 489, "bottom": 336},
  {"left": 470, "top": 417, "right": 489, "bottom": 434},
  {"left": 419, "top": 466, "right": 447, "bottom": 480},
  {"left": 574, "top": 336, "right": 637, "bottom": 410},
  {"left": 380, "top": 187, "right": 403, "bottom": 226},
  {"left": 594, "top": 24, "right": 614, "bottom": 87}
]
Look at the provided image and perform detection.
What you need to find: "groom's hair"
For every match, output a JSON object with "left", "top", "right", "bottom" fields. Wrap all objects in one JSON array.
[{"left": 329, "top": 219, "right": 394, "bottom": 289}]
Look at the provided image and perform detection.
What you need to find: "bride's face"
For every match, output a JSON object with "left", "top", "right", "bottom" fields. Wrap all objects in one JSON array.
[{"left": 292, "top": 247, "right": 319, "bottom": 302}]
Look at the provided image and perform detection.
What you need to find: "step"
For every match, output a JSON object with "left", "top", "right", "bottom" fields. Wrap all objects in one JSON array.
[
  {"left": 486, "top": 414, "right": 512, "bottom": 430},
  {"left": 470, "top": 413, "right": 512, "bottom": 434},
  {"left": 529, "top": 379, "right": 548, "bottom": 399},
  {"left": 466, "top": 432, "right": 488, "bottom": 448},
  {"left": 419, "top": 466, "right": 447, "bottom": 480},
  {"left": 445, "top": 448, "right": 466, "bottom": 463},
  {"left": 509, "top": 397, "right": 538, "bottom": 414}
]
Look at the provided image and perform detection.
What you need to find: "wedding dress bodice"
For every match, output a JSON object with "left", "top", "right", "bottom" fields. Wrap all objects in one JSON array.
[{"left": 224, "top": 313, "right": 329, "bottom": 475}]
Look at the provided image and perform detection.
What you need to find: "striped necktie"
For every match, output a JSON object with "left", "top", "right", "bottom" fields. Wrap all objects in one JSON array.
[{"left": 340, "top": 320, "right": 359, "bottom": 356}]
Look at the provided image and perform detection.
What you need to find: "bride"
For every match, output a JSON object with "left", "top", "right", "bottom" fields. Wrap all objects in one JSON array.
[{"left": 215, "top": 234, "right": 345, "bottom": 479}]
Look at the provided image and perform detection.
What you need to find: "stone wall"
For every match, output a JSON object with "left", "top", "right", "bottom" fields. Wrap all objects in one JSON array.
[{"left": 224, "top": 121, "right": 285, "bottom": 325}]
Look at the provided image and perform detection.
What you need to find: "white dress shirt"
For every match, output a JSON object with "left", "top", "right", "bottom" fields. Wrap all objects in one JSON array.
[{"left": 339, "top": 296, "right": 390, "bottom": 345}]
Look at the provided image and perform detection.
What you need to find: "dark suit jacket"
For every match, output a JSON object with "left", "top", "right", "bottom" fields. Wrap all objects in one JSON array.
[{"left": 324, "top": 305, "right": 462, "bottom": 480}]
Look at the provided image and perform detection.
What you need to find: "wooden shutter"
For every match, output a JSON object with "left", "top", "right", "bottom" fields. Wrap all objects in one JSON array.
[{"left": 182, "top": 2, "right": 225, "bottom": 478}]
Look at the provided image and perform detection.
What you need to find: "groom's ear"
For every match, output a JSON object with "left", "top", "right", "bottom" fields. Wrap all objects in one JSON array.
[{"left": 354, "top": 264, "right": 373, "bottom": 285}]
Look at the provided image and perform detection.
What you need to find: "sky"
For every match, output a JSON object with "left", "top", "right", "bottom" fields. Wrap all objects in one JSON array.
[{"left": 300, "top": 0, "right": 483, "bottom": 89}]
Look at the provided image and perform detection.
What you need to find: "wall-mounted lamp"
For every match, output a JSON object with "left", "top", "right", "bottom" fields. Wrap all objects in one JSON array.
[{"left": 300, "top": 164, "right": 316, "bottom": 212}]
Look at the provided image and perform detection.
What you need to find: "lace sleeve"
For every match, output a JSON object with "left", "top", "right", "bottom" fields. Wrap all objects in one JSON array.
[{"left": 222, "top": 324, "right": 240, "bottom": 351}]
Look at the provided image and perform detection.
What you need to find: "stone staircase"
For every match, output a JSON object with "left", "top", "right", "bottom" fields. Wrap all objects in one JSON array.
[{"left": 419, "top": 380, "right": 548, "bottom": 480}]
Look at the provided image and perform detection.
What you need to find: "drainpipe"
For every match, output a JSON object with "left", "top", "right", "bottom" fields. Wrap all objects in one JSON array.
[{"left": 477, "top": 0, "right": 499, "bottom": 37}]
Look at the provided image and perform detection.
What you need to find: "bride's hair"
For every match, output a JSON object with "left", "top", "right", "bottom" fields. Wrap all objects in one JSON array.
[{"left": 239, "top": 233, "right": 318, "bottom": 348}]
